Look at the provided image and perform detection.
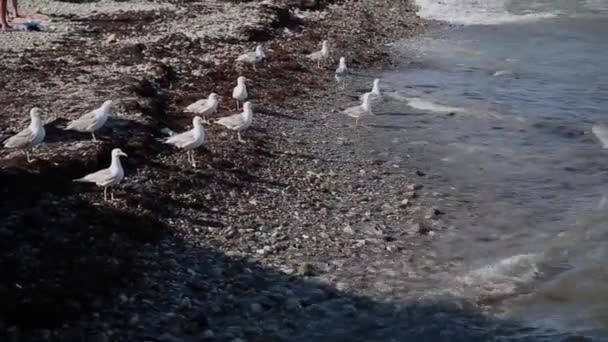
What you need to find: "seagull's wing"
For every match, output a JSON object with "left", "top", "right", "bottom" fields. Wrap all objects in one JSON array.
[
  {"left": 3, "top": 127, "right": 34, "bottom": 148},
  {"left": 237, "top": 52, "right": 255, "bottom": 63},
  {"left": 185, "top": 99, "right": 208, "bottom": 113},
  {"left": 66, "top": 109, "right": 99, "bottom": 131},
  {"left": 342, "top": 105, "right": 364, "bottom": 118},
  {"left": 74, "top": 168, "right": 114, "bottom": 186},
  {"left": 215, "top": 114, "right": 244, "bottom": 130},
  {"left": 307, "top": 51, "right": 322, "bottom": 60},
  {"left": 165, "top": 130, "right": 195, "bottom": 148}
]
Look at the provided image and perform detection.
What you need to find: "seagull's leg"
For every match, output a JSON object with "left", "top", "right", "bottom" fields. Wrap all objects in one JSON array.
[
  {"left": 253, "top": 64, "right": 257, "bottom": 72},
  {"left": 92, "top": 132, "right": 97, "bottom": 142},
  {"left": 192, "top": 153, "right": 197, "bottom": 168},
  {"left": 237, "top": 132, "right": 246, "bottom": 143},
  {"left": 111, "top": 189, "right": 115, "bottom": 201},
  {"left": 25, "top": 150, "right": 32, "bottom": 163},
  {"left": 355, "top": 118, "right": 360, "bottom": 129},
  {"left": 236, "top": 101, "right": 240, "bottom": 110},
  {"left": 103, "top": 187, "right": 108, "bottom": 201}
]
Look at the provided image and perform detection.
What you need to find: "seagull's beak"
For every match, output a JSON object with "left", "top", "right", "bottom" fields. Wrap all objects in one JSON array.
[{"left": 121, "top": 152, "right": 128, "bottom": 157}]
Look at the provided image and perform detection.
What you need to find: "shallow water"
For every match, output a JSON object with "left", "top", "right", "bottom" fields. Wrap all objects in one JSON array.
[{"left": 373, "top": 0, "right": 608, "bottom": 339}]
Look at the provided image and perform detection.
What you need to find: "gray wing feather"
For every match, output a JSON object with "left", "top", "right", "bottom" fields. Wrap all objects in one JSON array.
[
  {"left": 165, "top": 131, "right": 195, "bottom": 148},
  {"left": 66, "top": 110, "right": 98, "bottom": 131},
  {"left": 3, "top": 128, "right": 33, "bottom": 148},
  {"left": 216, "top": 114, "right": 244, "bottom": 130},
  {"left": 74, "top": 168, "right": 113, "bottom": 186}
]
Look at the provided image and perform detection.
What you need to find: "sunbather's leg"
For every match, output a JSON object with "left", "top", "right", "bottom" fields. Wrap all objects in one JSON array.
[
  {"left": 0, "top": 0, "right": 10, "bottom": 30},
  {"left": 10, "top": 0, "right": 18, "bottom": 18}
]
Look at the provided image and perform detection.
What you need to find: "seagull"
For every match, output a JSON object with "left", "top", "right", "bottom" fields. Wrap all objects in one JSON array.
[
  {"left": 65, "top": 100, "right": 112, "bottom": 141},
  {"left": 307, "top": 40, "right": 331, "bottom": 67},
  {"left": 164, "top": 116, "right": 206, "bottom": 167},
  {"left": 2, "top": 108, "right": 46, "bottom": 163},
  {"left": 215, "top": 101, "right": 253, "bottom": 143},
  {"left": 335, "top": 57, "right": 348, "bottom": 89},
  {"left": 360, "top": 78, "right": 382, "bottom": 103},
  {"left": 73, "top": 148, "right": 128, "bottom": 201},
  {"left": 343, "top": 92, "right": 373, "bottom": 128},
  {"left": 236, "top": 45, "right": 266, "bottom": 70},
  {"left": 184, "top": 93, "right": 220, "bottom": 123},
  {"left": 232, "top": 76, "right": 249, "bottom": 110}
]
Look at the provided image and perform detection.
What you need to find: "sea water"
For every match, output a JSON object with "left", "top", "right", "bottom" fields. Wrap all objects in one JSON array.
[{"left": 376, "top": 0, "right": 608, "bottom": 338}]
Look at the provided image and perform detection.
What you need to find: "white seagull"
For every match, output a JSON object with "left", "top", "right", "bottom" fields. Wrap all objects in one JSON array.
[
  {"left": 164, "top": 116, "right": 206, "bottom": 167},
  {"left": 184, "top": 93, "right": 220, "bottom": 122},
  {"left": 65, "top": 100, "right": 112, "bottom": 141},
  {"left": 215, "top": 101, "right": 254, "bottom": 143},
  {"left": 3, "top": 108, "right": 46, "bottom": 163},
  {"left": 360, "top": 78, "right": 382, "bottom": 103},
  {"left": 73, "top": 148, "right": 128, "bottom": 201},
  {"left": 307, "top": 40, "right": 331, "bottom": 67},
  {"left": 335, "top": 57, "right": 348, "bottom": 89},
  {"left": 343, "top": 92, "right": 373, "bottom": 128},
  {"left": 232, "top": 76, "right": 249, "bottom": 110},
  {"left": 236, "top": 45, "right": 266, "bottom": 70}
]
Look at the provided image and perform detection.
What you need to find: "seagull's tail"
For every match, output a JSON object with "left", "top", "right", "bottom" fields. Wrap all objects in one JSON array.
[
  {"left": 72, "top": 178, "right": 90, "bottom": 183},
  {"left": 160, "top": 128, "right": 175, "bottom": 136},
  {"left": 64, "top": 121, "right": 76, "bottom": 130}
]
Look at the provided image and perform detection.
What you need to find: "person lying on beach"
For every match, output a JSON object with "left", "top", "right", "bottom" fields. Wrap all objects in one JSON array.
[{"left": 1, "top": 0, "right": 20, "bottom": 30}]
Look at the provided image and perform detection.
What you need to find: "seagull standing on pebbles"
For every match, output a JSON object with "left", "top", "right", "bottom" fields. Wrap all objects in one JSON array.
[
  {"left": 65, "top": 100, "right": 112, "bottom": 141},
  {"left": 360, "top": 78, "right": 382, "bottom": 103},
  {"left": 232, "top": 76, "right": 249, "bottom": 110},
  {"left": 184, "top": 93, "right": 219, "bottom": 123},
  {"left": 3, "top": 108, "right": 46, "bottom": 163},
  {"left": 236, "top": 45, "right": 266, "bottom": 70},
  {"left": 215, "top": 101, "right": 253, "bottom": 143},
  {"left": 335, "top": 57, "right": 348, "bottom": 89},
  {"left": 343, "top": 92, "right": 373, "bottom": 128},
  {"left": 73, "top": 148, "right": 128, "bottom": 201},
  {"left": 307, "top": 40, "right": 331, "bottom": 67},
  {"left": 164, "top": 116, "right": 206, "bottom": 167}
]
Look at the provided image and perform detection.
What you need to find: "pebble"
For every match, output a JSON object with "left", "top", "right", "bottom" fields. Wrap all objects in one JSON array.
[
  {"left": 178, "top": 297, "right": 192, "bottom": 310},
  {"left": 90, "top": 332, "right": 109, "bottom": 342},
  {"left": 7, "top": 326, "right": 19, "bottom": 342},
  {"left": 342, "top": 224, "right": 355, "bottom": 235},
  {"left": 202, "top": 329, "right": 214, "bottom": 338},
  {"left": 158, "top": 333, "right": 184, "bottom": 342},
  {"left": 285, "top": 297, "right": 301, "bottom": 311},
  {"left": 295, "top": 263, "right": 314, "bottom": 276},
  {"left": 250, "top": 302, "right": 263, "bottom": 313}
]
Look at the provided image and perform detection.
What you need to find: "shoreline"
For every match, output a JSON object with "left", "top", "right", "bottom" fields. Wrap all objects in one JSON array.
[{"left": 0, "top": 1, "right": 443, "bottom": 340}]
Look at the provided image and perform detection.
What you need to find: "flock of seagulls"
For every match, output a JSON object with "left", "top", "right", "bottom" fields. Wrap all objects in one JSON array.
[{"left": 2, "top": 41, "right": 383, "bottom": 201}]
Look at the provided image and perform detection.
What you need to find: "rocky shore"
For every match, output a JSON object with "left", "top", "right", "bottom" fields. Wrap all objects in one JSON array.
[{"left": 0, "top": 1, "right": 485, "bottom": 341}]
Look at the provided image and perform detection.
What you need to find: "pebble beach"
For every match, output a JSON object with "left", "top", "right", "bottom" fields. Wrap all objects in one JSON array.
[{"left": 0, "top": 1, "right": 450, "bottom": 341}]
